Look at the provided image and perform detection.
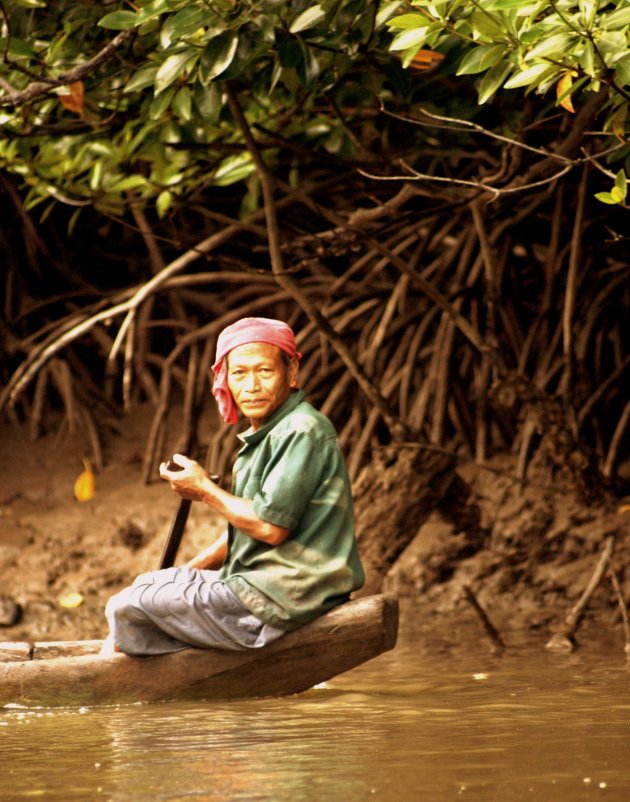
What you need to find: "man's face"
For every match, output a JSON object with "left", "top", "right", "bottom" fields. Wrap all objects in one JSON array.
[{"left": 226, "top": 342, "right": 298, "bottom": 429}]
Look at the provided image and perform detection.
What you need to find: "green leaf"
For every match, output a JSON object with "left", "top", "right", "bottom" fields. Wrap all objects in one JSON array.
[
  {"left": 155, "top": 51, "right": 196, "bottom": 95},
  {"left": 136, "top": 0, "right": 173, "bottom": 24},
  {"left": 160, "top": 120, "right": 182, "bottom": 144},
  {"left": 156, "top": 190, "right": 174, "bottom": 218},
  {"left": 478, "top": 60, "right": 512, "bottom": 104},
  {"left": 124, "top": 65, "right": 159, "bottom": 94},
  {"left": 89, "top": 161, "right": 103, "bottom": 192},
  {"left": 615, "top": 56, "right": 630, "bottom": 85},
  {"left": 200, "top": 33, "right": 239, "bottom": 83},
  {"left": 213, "top": 153, "right": 255, "bottom": 186},
  {"left": 597, "top": 31, "right": 628, "bottom": 62},
  {"left": 471, "top": 8, "right": 510, "bottom": 42},
  {"left": 161, "top": 7, "right": 209, "bottom": 47},
  {"left": 457, "top": 44, "right": 505, "bottom": 75},
  {"left": 0, "top": 36, "right": 35, "bottom": 59},
  {"left": 602, "top": 7, "right": 630, "bottom": 29},
  {"left": 109, "top": 175, "right": 147, "bottom": 193},
  {"left": 376, "top": 2, "right": 403, "bottom": 29},
  {"left": 504, "top": 62, "right": 553, "bottom": 89},
  {"left": 390, "top": 28, "right": 430, "bottom": 51},
  {"left": 126, "top": 122, "right": 159, "bottom": 156},
  {"left": 193, "top": 81, "right": 223, "bottom": 122},
  {"left": 581, "top": 39, "right": 596, "bottom": 77},
  {"left": 426, "top": 1, "right": 449, "bottom": 18},
  {"left": 172, "top": 86, "right": 193, "bottom": 121},
  {"left": 149, "top": 86, "right": 175, "bottom": 119},
  {"left": 579, "top": 0, "right": 598, "bottom": 28},
  {"left": 98, "top": 11, "right": 139, "bottom": 30},
  {"left": 614, "top": 170, "right": 628, "bottom": 200},
  {"left": 386, "top": 13, "right": 426, "bottom": 30},
  {"left": 525, "top": 32, "right": 576, "bottom": 61},
  {"left": 296, "top": 41, "right": 320, "bottom": 88},
  {"left": 289, "top": 6, "right": 326, "bottom": 33}
]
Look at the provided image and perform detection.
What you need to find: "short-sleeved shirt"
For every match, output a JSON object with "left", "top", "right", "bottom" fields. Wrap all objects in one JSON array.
[{"left": 220, "top": 389, "right": 365, "bottom": 630}]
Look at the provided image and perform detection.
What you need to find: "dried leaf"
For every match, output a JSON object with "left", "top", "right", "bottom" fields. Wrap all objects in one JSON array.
[
  {"left": 409, "top": 49, "right": 445, "bottom": 72},
  {"left": 59, "top": 592, "right": 84, "bottom": 609},
  {"left": 74, "top": 458, "right": 95, "bottom": 502},
  {"left": 557, "top": 72, "right": 575, "bottom": 113},
  {"left": 59, "top": 81, "right": 85, "bottom": 116}
]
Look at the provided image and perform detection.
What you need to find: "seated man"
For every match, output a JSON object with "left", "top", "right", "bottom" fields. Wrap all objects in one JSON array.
[{"left": 101, "top": 316, "right": 365, "bottom": 655}]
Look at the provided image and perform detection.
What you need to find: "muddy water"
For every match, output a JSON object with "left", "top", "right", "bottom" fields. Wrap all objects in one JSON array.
[{"left": 1, "top": 606, "right": 629, "bottom": 802}]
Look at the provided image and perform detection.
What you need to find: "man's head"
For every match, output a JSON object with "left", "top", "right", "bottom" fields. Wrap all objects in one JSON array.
[
  {"left": 211, "top": 318, "right": 301, "bottom": 427},
  {"left": 226, "top": 342, "right": 298, "bottom": 429}
]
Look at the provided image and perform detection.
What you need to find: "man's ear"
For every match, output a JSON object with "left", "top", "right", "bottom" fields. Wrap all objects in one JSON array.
[{"left": 288, "top": 357, "right": 299, "bottom": 389}]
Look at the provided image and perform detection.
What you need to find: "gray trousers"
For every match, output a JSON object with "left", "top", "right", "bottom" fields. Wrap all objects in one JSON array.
[{"left": 104, "top": 566, "right": 285, "bottom": 656}]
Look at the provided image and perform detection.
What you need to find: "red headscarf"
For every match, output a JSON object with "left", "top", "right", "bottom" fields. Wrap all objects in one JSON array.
[{"left": 211, "top": 317, "right": 301, "bottom": 424}]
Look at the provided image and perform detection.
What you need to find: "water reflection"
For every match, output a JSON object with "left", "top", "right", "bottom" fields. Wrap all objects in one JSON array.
[{"left": 1, "top": 607, "right": 629, "bottom": 802}]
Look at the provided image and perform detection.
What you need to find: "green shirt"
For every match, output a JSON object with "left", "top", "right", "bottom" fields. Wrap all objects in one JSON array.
[{"left": 220, "top": 389, "right": 365, "bottom": 630}]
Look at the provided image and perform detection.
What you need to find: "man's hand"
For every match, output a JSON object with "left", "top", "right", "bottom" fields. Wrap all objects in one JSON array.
[
  {"left": 159, "top": 453, "right": 216, "bottom": 501},
  {"left": 160, "top": 453, "right": 290, "bottom": 546}
]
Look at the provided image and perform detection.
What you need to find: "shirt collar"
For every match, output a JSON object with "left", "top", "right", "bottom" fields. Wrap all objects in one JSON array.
[{"left": 237, "top": 389, "right": 305, "bottom": 444}]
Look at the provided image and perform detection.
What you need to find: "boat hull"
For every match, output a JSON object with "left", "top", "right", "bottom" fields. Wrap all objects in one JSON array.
[{"left": 0, "top": 595, "right": 398, "bottom": 708}]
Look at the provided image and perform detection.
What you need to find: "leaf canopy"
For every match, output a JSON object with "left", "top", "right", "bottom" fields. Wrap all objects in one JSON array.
[{"left": 0, "top": 0, "right": 628, "bottom": 212}]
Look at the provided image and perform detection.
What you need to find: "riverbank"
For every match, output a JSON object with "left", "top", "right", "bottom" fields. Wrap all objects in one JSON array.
[{"left": 0, "top": 404, "right": 628, "bottom": 651}]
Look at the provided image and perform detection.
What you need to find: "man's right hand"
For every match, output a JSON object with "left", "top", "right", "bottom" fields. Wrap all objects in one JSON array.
[{"left": 159, "top": 453, "right": 217, "bottom": 501}]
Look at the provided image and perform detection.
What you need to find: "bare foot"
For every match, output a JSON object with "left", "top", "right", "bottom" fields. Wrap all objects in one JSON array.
[{"left": 99, "top": 635, "right": 121, "bottom": 656}]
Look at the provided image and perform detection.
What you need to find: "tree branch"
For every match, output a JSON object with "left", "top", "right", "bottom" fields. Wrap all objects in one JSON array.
[{"left": 0, "top": 28, "right": 136, "bottom": 108}]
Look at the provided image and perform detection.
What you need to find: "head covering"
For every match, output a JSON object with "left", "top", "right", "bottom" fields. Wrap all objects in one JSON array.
[{"left": 211, "top": 317, "right": 301, "bottom": 424}]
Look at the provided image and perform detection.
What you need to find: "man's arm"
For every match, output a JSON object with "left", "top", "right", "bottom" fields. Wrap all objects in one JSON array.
[
  {"left": 159, "top": 455, "right": 291, "bottom": 547},
  {"left": 186, "top": 531, "right": 229, "bottom": 569}
]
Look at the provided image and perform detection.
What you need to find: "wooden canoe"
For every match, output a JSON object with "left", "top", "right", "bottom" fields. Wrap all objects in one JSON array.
[{"left": 0, "top": 594, "right": 398, "bottom": 708}]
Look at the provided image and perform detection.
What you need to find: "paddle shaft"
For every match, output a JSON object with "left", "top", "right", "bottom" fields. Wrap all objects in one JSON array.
[
  {"left": 158, "top": 497, "right": 193, "bottom": 570},
  {"left": 158, "top": 463, "right": 220, "bottom": 569}
]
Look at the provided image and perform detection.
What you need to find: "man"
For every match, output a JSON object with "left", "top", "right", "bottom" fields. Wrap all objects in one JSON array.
[{"left": 101, "top": 317, "right": 364, "bottom": 655}]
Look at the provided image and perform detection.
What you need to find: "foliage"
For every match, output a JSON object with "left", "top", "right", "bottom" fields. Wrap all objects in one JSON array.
[
  {"left": 386, "top": 0, "right": 630, "bottom": 203},
  {"left": 0, "top": 0, "right": 403, "bottom": 214},
  {"left": 1, "top": 1, "right": 629, "bottom": 211},
  {"left": 1, "top": 2, "right": 629, "bottom": 495}
]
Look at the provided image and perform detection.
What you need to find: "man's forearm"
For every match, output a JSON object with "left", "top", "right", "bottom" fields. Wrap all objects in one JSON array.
[
  {"left": 160, "top": 456, "right": 290, "bottom": 546},
  {"left": 187, "top": 531, "right": 228, "bottom": 569},
  {"left": 200, "top": 480, "right": 290, "bottom": 546}
]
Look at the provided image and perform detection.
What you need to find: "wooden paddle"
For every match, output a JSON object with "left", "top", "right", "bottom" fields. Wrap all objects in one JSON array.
[
  {"left": 158, "top": 342, "right": 217, "bottom": 570},
  {"left": 158, "top": 460, "right": 220, "bottom": 569},
  {"left": 158, "top": 465, "right": 192, "bottom": 570}
]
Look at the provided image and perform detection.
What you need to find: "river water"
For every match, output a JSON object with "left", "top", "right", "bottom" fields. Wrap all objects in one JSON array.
[{"left": 1, "top": 603, "right": 629, "bottom": 802}]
